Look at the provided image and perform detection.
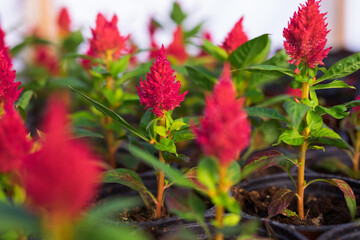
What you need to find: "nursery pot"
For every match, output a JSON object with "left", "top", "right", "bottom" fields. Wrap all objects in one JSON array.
[
  {"left": 317, "top": 222, "right": 360, "bottom": 240},
  {"left": 235, "top": 172, "right": 360, "bottom": 240},
  {"left": 156, "top": 213, "right": 307, "bottom": 240}
]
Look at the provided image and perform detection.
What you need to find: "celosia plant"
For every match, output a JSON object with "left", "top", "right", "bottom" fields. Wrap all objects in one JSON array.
[
  {"left": 23, "top": 98, "right": 101, "bottom": 239},
  {"left": 167, "top": 26, "right": 188, "bottom": 64},
  {"left": 57, "top": 7, "right": 71, "bottom": 38},
  {"left": 222, "top": 16, "right": 248, "bottom": 53},
  {"left": 193, "top": 65, "right": 250, "bottom": 240}
]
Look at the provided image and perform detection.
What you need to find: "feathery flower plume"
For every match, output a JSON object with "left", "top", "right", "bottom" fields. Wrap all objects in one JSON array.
[
  {"left": 167, "top": 26, "right": 188, "bottom": 64},
  {"left": 193, "top": 64, "right": 251, "bottom": 166},
  {"left": 23, "top": 98, "right": 101, "bottom": 220},
  {"left": 283, "top": 0, "right": 331, "bottom": 68},
  {"left": 57, "top": 7, "right": 71, "bottom": 37},
  {"left": 0, "top": 108, "right": 32, "bottom": 173},
  {"left": 137, "top": 45, "right": 188, "bottom": 117},
  {"left": 87, "top": 13, "right": 129, "bottom": 61},
  {"left": 0, "top": 24, "right": 11, "bottom": 61},
  {"left": 222, "top": 17, "right": 248, "bottom": 53}
]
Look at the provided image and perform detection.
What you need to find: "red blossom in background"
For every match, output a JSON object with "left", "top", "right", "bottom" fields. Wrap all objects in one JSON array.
[
  {"left": 0, "top": 109, "right": 32, "bottom": 173},
  {"left": 283, "top": 0, "right": 331, "bottom": 68},
  {"left": 222, "top": 17, "right": 248, "bottom": 53},
  {"left": 87, "top": 13, "right": 129, "bottom": 61},
  {"left": 286, "top": 86, "right": 302, "bottom": 99},
  {"left": 167, "top": 26, "right": 188, "bottom": 64},
  {"left": 193, "top": 64, "right": 251, "bottom": 166},
  {"left": 57, "top": 7, "right": 71, "bottom": 37},
  {"left": 23, "top": 98, "right": 101, "bottom": 220},
  {"left": 137, "top": 45, "right": 188, "bottom": 117},
  {"left": 34, "top": 46, "right": 59, "bottom": 75},
  {"left": 0, "top": 24, "right": 11, "bottom": 61}
]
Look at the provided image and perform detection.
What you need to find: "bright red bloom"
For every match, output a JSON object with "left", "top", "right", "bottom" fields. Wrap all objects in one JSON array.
[
  {"left": 57, "top": 7, "right": 71, "bottom": 37},
  {"left": 0, "top": 51, "right": 21, "bottom": 107},
  {"left": 167, "top": 26, "right": 188, "bottom": 64},
  {"left": 193, "top": 64, "right": 251, "bottom": 166},
  {"left": 286, "top": 86, "right": 302, "bottom": 99},
  {"left": 137, "top": 45, "right": 188, "bottom": 117},
  {"left": 87, "top": 13, "right": 129, "bottom": 61},
  {"left": 23, "top": 98, "right": 101, "bottom": 220},
  {"left": 0, "top": 108, "right": 32, "bottom": 173},
  {"left": 222, "top": 17, "right": 248, "bottom": 53},
  {"left": 283, "top": 0, "right": 331, "bottom": 68},
  {"left": 0, "top": 25, "right": 11, "bottom": 61}
]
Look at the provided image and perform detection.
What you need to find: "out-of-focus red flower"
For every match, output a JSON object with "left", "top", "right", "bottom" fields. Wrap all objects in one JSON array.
[
  {"left": 283, "top": 0, "right": 331, "bottom": 68},
  {"left": 137, "top": 45, "right": 188, "bottom": 118},
  {"left": 0, "top": 24, "right": 11, "bottom": 61},
  {"left": 128, "top": 40, "right": 138, "bottom": 66},
  {"left": 57, "top": 7, "right": 71, "bottom": 37},
  {"left": 167, "top": 26, "right": 188, "bottom": 64},
  {"left": 87, "top": 13, "right": 129, "bottom": 62},
  {"left": 23, "top": 98, "right": 101, "bottom": 220},
  {"left": 193, "top": 64, "right": 251, "bottom": 166},
  {"left": 149, "top": 40, "right": 160, "bottom": 60},
  {"left": 198, "top": 31, "right": 213, "bottom": 57},
  {"left": 354, "top": 96, "right": 360, "bottom": 112},
  {"left": 34, "top": 46, "right": 59, "bottom": 75},
  {"left": 222, "top": 17, "right": 248, "bottom": 53},
  {"left": 0, "top": 108, "right": 32, "bottom": 173},
  {"left": 0, "top": 52, "right": 21, "bottom": 108},
  {"left": 286, "top": 86, "right": 302, "bottom": 99}
]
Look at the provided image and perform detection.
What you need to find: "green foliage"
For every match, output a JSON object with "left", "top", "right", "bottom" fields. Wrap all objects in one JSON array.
[
  {"left": 202, "top": 40, "right": 228, "bottom": 62},
  {"left": 197, "top": 157, "right": 218, "bottom": 191},
  {"left": 170, "top": 2, "right": 187, "bottom": 24},
  {"left": 283, "top": 100, "right": 309, "bottom": 129},
  {"left": 245, "top": 107, "right": 289, "bottom": 123},
  {"left": 185, "top": 66, "right": 217, "bottom": 91}
]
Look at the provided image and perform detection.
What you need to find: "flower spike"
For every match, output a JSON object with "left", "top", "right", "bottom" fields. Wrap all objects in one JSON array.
[{"left": 222, "top": 17, "right": 248, "bottom": 53}]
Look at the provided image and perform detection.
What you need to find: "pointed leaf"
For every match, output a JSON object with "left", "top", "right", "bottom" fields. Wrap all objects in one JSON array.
[
  {"left": 268, "top": 188, "right": 295, "bottom": 217},
  {"left": 202, "top": 40, "right": 228, "bottom": 62},
  {"left": 308, "top": 137, "right": 353, "bottom": 152},
  {"left": 244, "top": 65, "right": 294, "bottom": 77},
  {"left": 277, "top": 129, "right": 304, "bottom": 146},
  {"left": 71, "top": 127, "right": 104, "bottom": 139},
  {"left": 69, "top": 86, "right": 150, "bottom": 142},
  {"left": 315, "top": 105, "right": 349, "bottom": 119},
  {"left": 185, "top": 66, "right": 216, "bottom": 91},
  {"left": 316, "top": 52, "right": 360, "bottom": 83},
  {"left": 170, "top": 2, "right": 187, "bottom": 24},
  {"left": 103, "top": 169, "right": 156, "bottom": 209},
  {"left": 306, "top": 110, "right": 323, "bottom": 132},
  {"left": 306, "top": 178, "right": 356, "bottom": 220},
  {"left": 245, "top": 107, "right": 289, "bottom": 123},
  {"left": 283, "top": 101, "right": 309, "bottom": 129},
  {"left": 154, "top": 138, "right": 177, "bottom": 155},
  {"left": 228, "top": 34, "right": 270, "bottom": 68},
  {"left": 311, "top": 128, "right": 341, "bottom": 139},
  {"left": 185, "top": 168, "right": 207, "bottom": 193},
  {"left": 311, "top": 80, "right": 355, "bottom": 90}
]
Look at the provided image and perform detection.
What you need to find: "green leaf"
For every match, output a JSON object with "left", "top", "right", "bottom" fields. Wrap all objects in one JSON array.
[
  {"left": 170, "top": 2, "right": 187, "bottom": 24},
  {"left": 226, "top": 161, "right": 241, "bottom": 185},
  {"left": 140, "top": 110, "right": 154, "bottom": 131},
  {"left": 260, "top": 120, "right": 281, "bottom": 144},
  {"left": 10, "top": 36, "right": 52, "bottom": 56},
  {"left": 170, "top": 120, "right": 188, "bottom": 132},
  {"left": 255, "top": 95, "right": 291, "bottom": 108},
  {"left": 71, "top": 111, "right": 97, "bottom": 128},
  {"left": 311, "top": 80, "right": 355, "bottom": 90},
  {"left": 308, "top": 137, "right": 353, "bottom": 152},
  {"left": 172, "top": 132, "right": 194, "bottom": 143},
  {"left": 154, "top": 126, "right": 167, "bottom": 137},
  {"left": 16, "top": 90, "right": 33, "bottom": 110},
  {"left": 244, "top": 65, "right": 294, "bottom": 77},
  {"left": 103, "top": 169, "right": 156, "bottom": 209},
  {"left": 110, "top": 55, "right": 130, "bottom": 78},
  {"left": 306, "top": 110, "right": 323, "bottom": 131},
  {"left": 268, "top": 188, "right": 295, "bottom": 217},
  {"left": 245, "top": 107, "right": 289, "bottom": 123},
  {"left": 62, "top": 30, "right": 84, "bottom": 52},
  {"left": 185, "top": 66, "right": 216, "bottom": 91},
  {"left": 277, "top": 129, "right": 304, "bottom": 146},
  {"left": 283, "top": 101, "right": 309, "bottom": 129},
  {"left": 72, "top": 127, "right": 103, "bottom": 139},
  {"left": 69, "top": 86, "right": 150, "bottom": 142},
  {"left": 223, "top": 213, "right": 241, "bottom": 227},
  {"left": 315, "top": 105, "right": 349, "bottom": 119},
  {"left": 154, "top": 138, "right": 177, "bottom": 155},
  {"left": 49, "top": 76, "right": 88, "bottom": 89},
  {"left": 185, "top": 168, "right": 207, "bottom": 193},
  {"left": 202, "top": 40, "right": 228, "bottom": 62},
  {"left": 162, "top": 152, "right": 190, "bottom": 164},
  {"left": 311, "top": 128, "right": 341, "bottom": 139},
  {"left": 198, "top": 157, "right": 218, "bottom": 191},
  {"left": 343, "top": 100, "right": 360, "bottom": 109},
  {"left": 306, "top": 178, "right": 357, "bottom": 220},
  {"left": 129, "top": 144, "right": 193, "bottom": 188},
  {"left": 184, "top": 23, "right": 203, "bottom": 39},
  {"left": 316, "top": 52, "right": 360, "bottom": 83},
  {"left": 228, "top": 34, "right": 270, "bottom": 68}
]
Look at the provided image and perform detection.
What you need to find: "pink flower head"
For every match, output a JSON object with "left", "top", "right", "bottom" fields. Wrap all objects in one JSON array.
[
  {"left": 167, "top": 26, "right": 188, "bottom": 64},
  {"left": 286, "top": 86, "right": 302, "bottom": 99},
  {"left": 283, "top": 0, "right": 331, "bottom": 68},
  {"left": 0, "top": 108, "right": 32, "bottom": 173},
  {"left": 354, "top": 96, "right": 360, "bottom": 112},
  {"left": 137, "top": 45, "right": 188, "bottom": 118},
  {"left": 23, "top": 98, "right": 101, "bottom": 220},
  {"left": 0, "top": 51, "right": 21, "bottom": 108},
  {"left": 34, "top": 46, "right": 59, "bottom": 75},
  {"left": 222, "top": 17, "right": 248, "bottom": 53},
  {"left": 193, "top": 64, "right": 251, "bottom": 166},
  {"left": 0, "top": 24, "right": 11, "bottom": 61},
  {"left": 88, "top": 13, "right": 129, "bottom": 61},
  {"left": 57, "top": 7, "right": 71, "bottom": 37}
]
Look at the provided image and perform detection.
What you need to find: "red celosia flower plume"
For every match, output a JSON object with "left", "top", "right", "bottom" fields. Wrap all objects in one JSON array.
[
  {"left": 57, "top": 7, "right": 71, "bottom": 37},
  {"left": 34, "top": 46, "right": 59, "bottom": 75},
  {"left": 283, "top": 0, "right": 331, "bottom": 68},
  {"left": 222, "top": 17, "right": 248, "bottom": 53},
  {"left": 0, "top": 108, "right": 32, "bottom": 173},
  {"left": 286, "top": 86, "right": 302, "bottom": 99},
  {"left": 193, "top": 64, "right": 251, "bottom": 166},
  {"left": 167, "top": 26, "right": 188, "bottom": 64},
  {"left": 137, "top": 45, "right": 188, "bottom": 118},
  {"left": 23, "top": 98, "right": 101, "bottom": 220},
  {"left": 87, "top": 13, "right": 129, "bottom": 61},
  {"left": 0, "top": 24, "right": 11, "bottom": 61}
]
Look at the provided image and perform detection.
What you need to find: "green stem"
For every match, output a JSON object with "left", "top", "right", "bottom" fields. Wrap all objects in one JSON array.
[
  {"left": 215, "top": 165, "right": 227, "bottom": 240},
  {"left": 155, "top": 115, "right": 166, "bottom": 219}
]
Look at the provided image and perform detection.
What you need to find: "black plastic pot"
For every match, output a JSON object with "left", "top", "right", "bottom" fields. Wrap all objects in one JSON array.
[
  {"left": 317, "top": 222, "right": 360, "bottom": 240},
  {"left": 237, "top": 172, "right": 360, "bottom": 240},
  {"left": 156, "top": 214, "right": 307, "bottom": 240}
]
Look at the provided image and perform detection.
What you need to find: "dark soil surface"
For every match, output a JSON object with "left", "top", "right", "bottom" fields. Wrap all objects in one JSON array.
[
  {"left": 232, "top": 185, "right": 360, "bottom": 226},
  {"left": 116, "top": 206, "right": 171, "bottom": 222}
]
